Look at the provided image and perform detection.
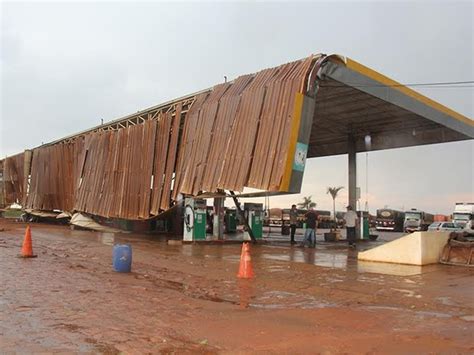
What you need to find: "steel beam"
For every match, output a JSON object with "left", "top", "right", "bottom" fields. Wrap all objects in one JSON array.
[
  {"left": 348, "top": 134, "right": 357, "bottom": 210},
  {"left": 229, "top": 190, "right": 256, "bottom": 243}
]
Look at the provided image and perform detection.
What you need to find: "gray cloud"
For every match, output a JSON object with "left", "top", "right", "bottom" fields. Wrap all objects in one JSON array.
[{"left": 1, "top": 1, "right": 472, "bottom": 214}]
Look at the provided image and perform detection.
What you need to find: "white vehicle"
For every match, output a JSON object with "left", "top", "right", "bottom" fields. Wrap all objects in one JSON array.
[
  {"left": 428, "top": 222, "right": 463, "bottom": 232},
  {"left": 404, "top": 208, "right": 434, "bottom": 232},
  {"left": 452, "top": 202, "right": 474, "bottom": 228}
]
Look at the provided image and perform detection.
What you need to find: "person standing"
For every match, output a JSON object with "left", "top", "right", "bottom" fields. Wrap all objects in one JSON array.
[
  {"left": 289, "top": 204, "right": 298, "bottom": 244},
  {"left": 344, "top": 205, "right": 358, "bottom": 248},
  {"left": 301, "top": 207, "right": 318, "bottom": 248}
]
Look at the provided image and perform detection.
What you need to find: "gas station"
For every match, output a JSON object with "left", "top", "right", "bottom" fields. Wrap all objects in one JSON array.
[
  {"left": 1, "top": 54, "right": 473, "bottom": 244},
  {"left": 178, "top": 56, "right": 473, "bottom": 243},
  {"left": 3, "top": 0, "right": 474, "bottom": 350}
]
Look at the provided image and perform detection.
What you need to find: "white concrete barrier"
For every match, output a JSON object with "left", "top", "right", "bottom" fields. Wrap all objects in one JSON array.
[{"left": 358, "top": 231, "right": 450, "bottom": 266}]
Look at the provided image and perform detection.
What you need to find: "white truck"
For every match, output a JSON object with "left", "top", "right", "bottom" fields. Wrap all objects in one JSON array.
[
  {"left": 404, "top": 208, "right": 434, "bottom": 232},
  {"left": 452, "top": 202, "right": 474, "bottom": 228}
]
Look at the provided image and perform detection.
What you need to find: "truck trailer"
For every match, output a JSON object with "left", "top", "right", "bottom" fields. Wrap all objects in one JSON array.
[{"left": 375, "top": 209, "right": 405, "bottom": 232}]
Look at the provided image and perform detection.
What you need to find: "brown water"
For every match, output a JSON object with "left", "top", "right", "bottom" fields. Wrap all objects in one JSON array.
[{"left": 1, "top": 219, "right": 473, "bottom": 353}]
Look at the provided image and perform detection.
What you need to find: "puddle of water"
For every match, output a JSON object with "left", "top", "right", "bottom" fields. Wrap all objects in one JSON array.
[
  {"left": 323, "top": 276, "right": 344, "bottom": 283},
  {"left": 391, "top": 288, "right": 422, "bottom": 298},
  {"left": 261, "top": 245, "right": 440, "bottom": 276},
  {"left": 261, "top": 249, "right": 429, "bottom": 276},
  {"left": 365, "top": 305, "right": 400, "bottom": 312},
  {"left": 97, "top": 233, "right": 115, "bottom": 246},
  {"left": 249, "top": 290, "right": 334, "bottom": 310},
  {"left": 223, "top": 255, "right": 240, "bottom": 263},
  {"left": 414, "top": 310, "right": 452, "bottom": 319},
  {"left": 262, "top": 250, "right": 424, "bottom": 276},
  {"left": 144, "top": 273, "right": 239, "bottom": 306},
  {"left": 357, "top": 261, "right": 425, "bottom": 276},
  {"left": 355, "top": 275, "right": 386, "bottom": 285},
  {"left": 181, "top": 245, "right": 194, "bottom": 257},
  {"left": 436, "top": 296, "right": 457, "bottom": 306},
  {"left": 364, "top": 305, "right": 452, "bottom": 319},
  {"left": 265, "top": 265, "right": 289, "bottom": 273},
  {"left": 261, "top": 252, "right": 348, "bottom": 269}
]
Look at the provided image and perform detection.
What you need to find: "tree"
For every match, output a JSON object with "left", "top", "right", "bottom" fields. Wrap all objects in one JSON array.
[
  {"left": 327, "top": 186, "right": 344, "bottom": 224},
  {"left": 298, "top": 196, "right": 316, "bottom": 210}
]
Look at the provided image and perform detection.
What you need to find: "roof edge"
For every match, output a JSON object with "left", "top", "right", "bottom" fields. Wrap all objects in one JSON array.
[{"left": 340, "top": 57, "right": 473, "bottom": 126}]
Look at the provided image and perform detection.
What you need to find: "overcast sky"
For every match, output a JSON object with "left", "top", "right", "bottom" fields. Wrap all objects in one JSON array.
[{"left": 1, "top": 1, "right": 473, "bottom": 215}]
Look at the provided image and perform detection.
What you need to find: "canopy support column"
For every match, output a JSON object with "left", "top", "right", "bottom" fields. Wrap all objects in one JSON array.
[
  {"left": 348, "top": 134, "right": 357, "bottom": 210},
  {"left": 213, "top": 196, "right": 225, "bottom": 240}
]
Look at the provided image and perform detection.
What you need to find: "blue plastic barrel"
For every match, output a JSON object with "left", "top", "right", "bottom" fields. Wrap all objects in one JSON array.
[{"left": 113, "top": 244, "right": 132, "bottom": 273}]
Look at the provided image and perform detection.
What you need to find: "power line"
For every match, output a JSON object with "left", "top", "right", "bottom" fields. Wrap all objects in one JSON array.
[
  {"left": 406, "top": 86, "right": 474, "bottom": 88},
  {"left": 324, "top": 80, "right": 474, "bottom": 88},
  {"left": 386, "top": 80, "right": 473, "bottom": 86},
  {"left": 403, "top": 86, "right": 473, "bottom": 88}
]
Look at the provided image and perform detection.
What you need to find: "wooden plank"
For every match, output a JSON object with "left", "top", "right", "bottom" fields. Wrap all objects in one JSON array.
[
  {"left": 160, "top": 103, "right": 182, "bottom": 210},
  {"left": 173, "top": 93, "right": 209, "bottom": 199},
  {"left": 3, "top": 153, "right": 25, "bottom": 204},
  {"left": 150, "top": 113, "right": 171, "bottom": 215}
]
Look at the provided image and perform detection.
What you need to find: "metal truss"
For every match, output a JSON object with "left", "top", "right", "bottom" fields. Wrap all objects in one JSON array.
[{"left": 38, "top": 90, "right": 210, "bottom": 147}]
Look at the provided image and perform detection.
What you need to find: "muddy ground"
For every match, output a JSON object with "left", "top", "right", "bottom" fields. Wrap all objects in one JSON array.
[{"left": 1, "top": 219, "right": 473, "bottom": 354}]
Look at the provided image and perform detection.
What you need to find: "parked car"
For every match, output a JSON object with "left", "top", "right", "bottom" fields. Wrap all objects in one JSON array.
[
  {"left": 463, "top": 220, "right": 474, "bottom": 235},
  {"left": 428, "top": 222, "right": 463, "bottom": 232}
]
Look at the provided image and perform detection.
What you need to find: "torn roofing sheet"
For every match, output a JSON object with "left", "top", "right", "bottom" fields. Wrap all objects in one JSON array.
[{"left": 10, "top": 55, "right": 320, "bottom": 219}]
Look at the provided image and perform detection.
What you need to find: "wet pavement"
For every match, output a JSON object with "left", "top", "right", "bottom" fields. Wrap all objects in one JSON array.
[{"left": 1, "top": 219, "right": 473, "bottom": 353}]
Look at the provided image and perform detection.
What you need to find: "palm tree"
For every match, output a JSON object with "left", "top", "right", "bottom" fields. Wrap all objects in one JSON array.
[
  {"left": 298, "top": 196, "right": 316, "bottom": 210},
  {"left": 327, "top": 186, "right": 344, "bottom": 223}
]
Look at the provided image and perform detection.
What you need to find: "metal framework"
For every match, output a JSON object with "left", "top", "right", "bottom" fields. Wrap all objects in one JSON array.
[{"left": 40, "top": 93, "right": 205, "bottom": 146}]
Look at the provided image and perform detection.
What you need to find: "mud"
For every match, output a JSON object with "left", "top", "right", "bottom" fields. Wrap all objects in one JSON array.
[{"left": 0, "top": 219, "right": 473, "bottom": 353}]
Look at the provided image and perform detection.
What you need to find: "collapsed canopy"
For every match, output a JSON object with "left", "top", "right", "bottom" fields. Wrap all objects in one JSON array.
[{"left": 1, "top": 53, "right": 472, "bottom": 219}]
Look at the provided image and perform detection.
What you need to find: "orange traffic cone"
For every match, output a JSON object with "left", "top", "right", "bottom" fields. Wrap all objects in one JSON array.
[
  {"left": 19, "top": 225, "right": 37, "bottom": 258},
  {"left": 237, "top": 242, "right": 254, "bottom": 279}
]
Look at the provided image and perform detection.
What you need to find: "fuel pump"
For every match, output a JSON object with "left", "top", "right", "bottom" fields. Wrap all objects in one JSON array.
[
  {"left": 243, "top": 203, "right": 263, "bottom": 240},
  {"left": 183, "top": 198, "right": 207, "bottom": 241},
  {"left": 360, "top": 210, "right": 370, "bottom": 240},
  {"left": 225, "top": 208, "right": 237, "bottom": 233}
]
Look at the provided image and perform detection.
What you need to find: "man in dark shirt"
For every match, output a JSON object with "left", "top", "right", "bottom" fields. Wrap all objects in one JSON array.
[
  {"left": 289, "top": 204, "right": 298, "bottom": 245},
  {"left": 301, "top": 207, "right": 318, "bottom": 248}
]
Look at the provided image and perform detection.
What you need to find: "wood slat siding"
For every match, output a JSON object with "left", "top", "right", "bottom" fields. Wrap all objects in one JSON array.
[
  {"left": 3, "top": 153, "right": 25, "bottom": 205},
  {"left": 180, "top": 83, "right": 231, "bottom": 195},
  {"left": 72, "top": 120, "right": 156, "bottom": 219},
  {"left": 248, "top": 57, "right": 314, "bottom": 191},
  {"left": 26, "top": 143, "right": 78, "bottom": 211},
  {"left": 160, "top": 103, "right": 182, "bottom": 211},
  {"left": 16, "top": 55, "right": 317, "bottom": 219},
  {"left": 219, "top": 67, "right": 279, "bottom": 191},
  {"left": 150, "top": 113, "right": 171, "bottom": 215},
  {"left": 172, "top": 93, "right": 210, "bottom": 201},
  {"left": 202, "top": 75, "right": 254, "bottom": 192}
]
